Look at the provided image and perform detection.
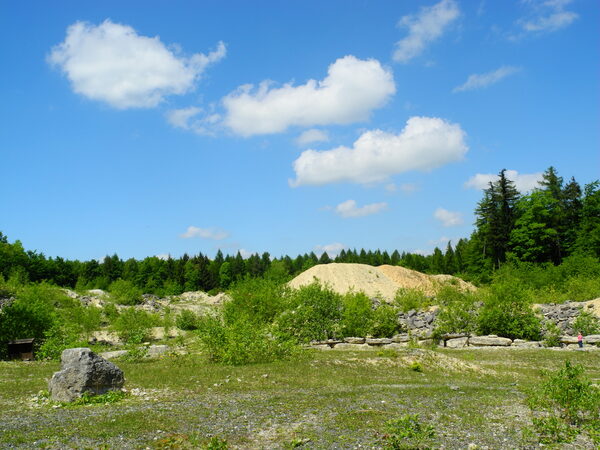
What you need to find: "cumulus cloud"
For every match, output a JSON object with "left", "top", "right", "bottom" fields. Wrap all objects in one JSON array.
[
  {"left": 314, "top": 243, "right": 346, "bottom": 257},
  {"left": 434, "top": 208, "right": 464, "bottom": 227},
  {"left": 334, "top": 200, "right": 387, "bottom": 218},
  {"left": 291, "top": 116, "right": 467, "bottom": 187},
  {"left": 180, "top": 226, "right": 229, "bottom": 240},
  {"left": 48, "top": 20, "right": 226, "bottom": 109},
  {"left": 519, "top": 0, "right": 578, "bottom": 33},
  {"left": 393, "top": 0, "right": 460, "bottom": 63},
  {"left": 221, "top": 55, "right": 395, "bottom": 136},
  {"left": 453, "top": 66, "right": 521, "bottom": 93},
  {"left": 166, "top": 106, "right": 221, "bottom": 135},
  {"left": 464, "top": 169, "right": 543, "bottom": 192},
  {"left": 296, "top": 129, "right": 330, "bottom": 146}
]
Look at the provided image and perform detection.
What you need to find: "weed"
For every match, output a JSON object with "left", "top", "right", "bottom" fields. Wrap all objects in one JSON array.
[
  {"left": 382, "top": 414, "right": 435, "bottom": 449},
  {"left": 66, "top": 390, "right": 128, "bottom": 407},
  {"left": 572, "top": 310, "right": 600, "bottom": 336},
  {"left": 527, "top": 360, "right": 600, "bottom": 444},
  {"left": 408, "top": 361, "right": 423, "bottom": 372}
]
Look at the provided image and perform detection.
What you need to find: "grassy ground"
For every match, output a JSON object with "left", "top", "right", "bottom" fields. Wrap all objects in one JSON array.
[{"left": 1, "top": 346, "right": 599, "bottom": 449}]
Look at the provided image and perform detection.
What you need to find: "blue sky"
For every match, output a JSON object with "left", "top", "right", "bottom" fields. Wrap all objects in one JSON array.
[{"left": 1, "top": 0, "right": 598, "bottom": 261}]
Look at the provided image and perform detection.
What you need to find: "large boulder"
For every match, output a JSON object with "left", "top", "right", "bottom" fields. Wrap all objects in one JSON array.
[{"left": 48, "top": 348, "right": 124, "bottom": 402}]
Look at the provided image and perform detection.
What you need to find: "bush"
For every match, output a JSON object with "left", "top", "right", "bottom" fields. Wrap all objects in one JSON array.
[
  {"left": 433, "top": 287, "right": 479, "bottom": 338},
  {"left": 274, "top": 282, "right": 343, "bottom": 343},
  {"left": 572, "top": 310, "right": 600, "bottom": 336},
  {"left": 176, "top": 310, "right": 202, "bottom": 331},
  {"left": 542, "top": 321, "right": 562, "bottom": 348},
  {"left": 224, "top": 278, "right": 288, "bottom": 325},
  {"left": 382, "top": 414, "right": 435, "bottom": 449},
  {"left": 113, "top": 308, "right": 159, "bottom": 344},
  {"left": 340, "top": 292, "right": 373, "bottom": 337},
  {"left": 394, "top": 289, "right": 431, "bottom": 313},
  {"left": 369, "top": 303, "right": 402, "bottom": 338},
  {"left": 197, "top": 314, "right": 297, "bottom": 365},
  {"left": 0, "top": 283, "right": 61, "bottom": 359},
  {"left": 527, "top": 360, "right": 600, "bottom": 444},
  {"left": 477, "top": 281, "right": 541, "bottom": 340},
  {"left": 109, "top": 279, "right": 143, "bottom": 305}
]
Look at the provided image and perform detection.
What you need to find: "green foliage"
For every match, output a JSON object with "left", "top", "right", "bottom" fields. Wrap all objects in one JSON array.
[
  {"left": 274, "top": 283, "right": 343, "bottom": 343},
  {"left": 68, "top": 390, "right": 128, "bottom": 407},
  {"left": 369, "top": 303, "right": 402, "bottom": 338},
  {"left": 434, "top": 287, "right": 479, "bottom": 337},
  {"left": 477, "top": 279, "right": 541, "bottom": 340},
  {"left": 224, "top": 278, "right": 288, "bottom": 325},
  {"left": 176, "top": 309, "right": 202, "bottom": 331},
  {"left": 527, "top": 360, "right": 600, "bottom": 444},
  {"left": 196, "top": 314, "right": 298, "bottom": 365},
  {"left": 109, "top": 279, "right": 143, "bottom": 305},
  {"left": 101, "top": 302, "right": 120, "bottom": 324},
  {"left": 394, "top": 289, "right": 431, "bottom": 313},
  {"left": 113, "top": 308, "right": 159, "bottom": 344},
  {"left": 340, "top": 292, "right": 373, "bottom": 337},
  {"left": 382, "top": 414, "right": 435, "bottom": 449},
  {"left": 572, "top": 310, "right": 600, "bottom": 336},
  {"left": 408, "top": 361, "right": 423, "bottom": 372},
  {"left": 0, "top": 283, "right": 61, "bottom": 359},
  {"left": 542, "top": 321, "right": 562, "bottom": 348}
]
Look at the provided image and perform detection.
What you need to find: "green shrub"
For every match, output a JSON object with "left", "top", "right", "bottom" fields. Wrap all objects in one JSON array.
[
  {"left": 369, "top": 303, "right": 402, "bottom": 338},
  {"left": 433, "top": 288, "right": 479, "bottom": 338},
  {"left": 382, "top": 414, "right": 435, "bottom": 449},
  {"left": 109, "top": 279, "right": 143, "bottom": 305},
  {"left": 274, "top": 282, "right": 343, "bottom": 343},
  {"left": 394, "top": 289, "right": 431, "bottom": 313},
  {"left": 477, "top": 281, "right": 541, "bottom": 340},
  {"left": 542, "top": 321, "right": 562, "bottom": 348},
  {"left": 197, "top": 314, "right": 298, "bottom": 365},
  {"left": 340, "top": 292, "right": 373, "bottom": 337},
  {"left": 113, "top": 308, "right": 158, "bottom": 344},
  {"left": 0, "top": 283, "right": 60, "bottom": 359},
  {"left": 527, "top": 360, "right": 600, "bottom": 444},
  {"left": 572, "top": 310, "right": 600, "bottom": 336},
  {"left": 102, "top": 302, "right": 120, "bottom": 324},
  {"left": 224, "top": 278, "right": 288, "bottom": 325},
  {"left": 176, "top": 310, "right": 202, "bottom": 330}
]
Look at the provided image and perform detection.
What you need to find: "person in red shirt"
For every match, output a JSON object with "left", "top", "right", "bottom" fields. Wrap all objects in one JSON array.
[{"left": 577, "top": 331, "right": 584, "bottom": 348}]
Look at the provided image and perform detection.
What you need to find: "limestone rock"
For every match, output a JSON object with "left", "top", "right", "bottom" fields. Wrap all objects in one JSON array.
[
  {"left": 446, "top": 337, "right": 469, "bottom": 348},
  {"left": 99, "top": 350, "right": 129, "bottom": 359},
  {"left": 468, "top": 336, "right": 512, "bottom": 347},
  {"left": 49, "top": 348, "right": 124, "bottom": 402},
  {"left": 584, "top": 335, "right": 600, "bottom": 344},
  {"left": 366, "top": 338, "right": 392, "bottom": 345},
  {"left": 560, "top": 336, "right": 578, "bottom": 345},
  {"left": 344, "top": 337, "right": 366, "bottom": 344},
  {"left": 512, "top": 339, "right": 541, "bottom": 348},
  {"left": 392, "top": 334, "right": 411, "bottom": 343}
]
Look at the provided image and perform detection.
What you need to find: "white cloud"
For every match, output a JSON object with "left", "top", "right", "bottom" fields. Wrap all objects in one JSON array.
[
  {"left": 434, "top": 208, "right": 464, "bottom": 227},
  {"left": 221, "top": 55, "right": 395, "bottom": 136},
  {"left": 520, "top": 0, "right": 578, "bottom": 33},
  {"left": 166, "top": 106, "right": 221, "bottom": 135},
  {"left": 400, "top": 183, "right": 420, "bottom": 194},
  {"left": 453, "top": 66, "right": 521, "bottom": 93},
  {"left": 296, "top": 129, "right": 330, "bottom": 146},
  {"left": 48, "top": 20, "right": 226, "bottom": 109},
  {"left": 180, "top": 226, "right": 229, "bottom": 240},
  {"left": 464, "top": 169, "right": 543, "bottom": 192},
  {"left": 314, "top": 243, "right": 346, "bottom": 257},
  {"left": 393, "top": 0, "right": 460, "bottom": 63},
  {"left": 291, "top": 116, "right": 467, "bottom": 187},
  {"left": 334, "top": 200, "right": 387, "bottom": 218},
  {"left": 156, "top": 253, "right": 171, "bottom": 260}
]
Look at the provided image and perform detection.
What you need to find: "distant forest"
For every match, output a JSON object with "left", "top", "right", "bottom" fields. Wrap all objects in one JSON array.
[{"left": 1, "top": 167, "right": 598, "bottom": 294}]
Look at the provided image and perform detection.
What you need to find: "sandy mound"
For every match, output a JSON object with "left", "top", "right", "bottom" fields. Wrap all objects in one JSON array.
[{"left": 289, "top": 263, "right": 475, "bottom": 301}]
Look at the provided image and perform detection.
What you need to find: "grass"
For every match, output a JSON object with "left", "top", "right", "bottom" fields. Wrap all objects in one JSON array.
[{"left": 1, "top": 347, "right": 599, "bottom": 448}]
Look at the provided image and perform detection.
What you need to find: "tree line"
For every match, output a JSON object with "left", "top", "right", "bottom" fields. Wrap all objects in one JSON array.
[{"left": 1, "top": 166, "right": 598, "bottom": 293}]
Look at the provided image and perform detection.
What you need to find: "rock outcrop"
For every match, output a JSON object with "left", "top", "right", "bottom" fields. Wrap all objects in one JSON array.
[{"left": 48, "top": 348, "right": 124, "bottom": 402}]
